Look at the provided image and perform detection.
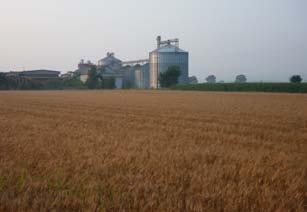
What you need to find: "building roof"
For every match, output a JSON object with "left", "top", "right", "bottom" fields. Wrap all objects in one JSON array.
[
  {"left": 6, "top": 70, "right": 60, "bottom": 76},
  {"left": 151, "top": 44, "right": 187, "bottom": 53},
  {"left": 98, "top": 53, "right": 122, "bottom": 66},
  {"left": 22, "top": 70, "right": 61, "bottom": 74},
  {"left": 98, "top": 66, "right": 123, "bottom": 77},
  {"left": 4, "top": 70, "right": 60, "bottom": 79},
  {"left": 21, "top": 70, "right": 60, "bottom": 79}
]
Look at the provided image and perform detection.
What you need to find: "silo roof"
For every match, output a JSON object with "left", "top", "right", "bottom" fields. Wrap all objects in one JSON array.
[{"left": 151, "top": 44, "right": 187, "bottom": 53}]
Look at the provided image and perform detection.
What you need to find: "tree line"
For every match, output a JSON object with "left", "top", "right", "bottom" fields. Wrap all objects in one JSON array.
[
  {"left": 205, "top": 74, "right": 303, "bottom": 83},
  {"left": 158, "top": 67, "right": 304, "bottom": 88}
]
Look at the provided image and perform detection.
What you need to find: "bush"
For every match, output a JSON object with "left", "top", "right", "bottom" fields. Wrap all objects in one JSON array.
[{"left": 63, "top": 79, "right": 86, "bottom": 89}]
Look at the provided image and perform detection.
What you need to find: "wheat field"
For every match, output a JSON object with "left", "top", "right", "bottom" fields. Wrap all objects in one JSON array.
[{"left": 0, "top": 90, "right": 306, "bottom": 211}]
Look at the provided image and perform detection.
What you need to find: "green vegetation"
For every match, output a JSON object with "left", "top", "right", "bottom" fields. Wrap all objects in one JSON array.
[
  {"left": 235, "top": 74, "right": 247, "bottom": 83},
  {"left": 171, "top": 83, "right": 307, "bottom": 93},
  {"left": 290, "top": 75, "right": 303, "bottom": 83},
  {"left": 0, "top": 73, "right": 87, "bottom": 90},
  {"left": 206, "top": 75, "right": 216, "bottom": 83},
  {"left": 158, "top": 66, "right": 181, "bottom": 88},
  {"left": 101, "top": 77, "right": 115, "bottom": 89},
  {"left": 0, "top": 66, "right": 116, "bottom": 90},
  {"left": 0, "top": 74, "right": 44, "bottom": 90},
  {"left": 85, "top": 67, "right": 100, "bottom": 89},
  {"left": 45, "top": 79, "right": 86, "bottom": 90},
  {"left": 85, "top": 67, "right": 115, "bottom": 89}
]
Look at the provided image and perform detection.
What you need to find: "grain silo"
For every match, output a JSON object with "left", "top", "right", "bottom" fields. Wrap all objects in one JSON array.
[
  {"left": 135, "top": 63, "right": 150, "bottom": 89},
  {"left": 149, "top": 36, "right": 189, "bottom": 89}
]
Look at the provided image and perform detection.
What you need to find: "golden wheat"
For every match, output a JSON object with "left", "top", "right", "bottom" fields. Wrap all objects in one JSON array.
[{"left": 0, "top": 90, "right": 306, "bottom": 211}]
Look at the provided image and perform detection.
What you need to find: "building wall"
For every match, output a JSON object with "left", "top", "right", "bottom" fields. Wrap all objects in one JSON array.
[
  {"left": 115, "top": 77, "right": 123, "bottom": 89},
  {"left": 20, "top": 70, "right": 60, "bottom": 80},
  {"left": 80, "top": 75, "right": 88, "bottom": 83}
]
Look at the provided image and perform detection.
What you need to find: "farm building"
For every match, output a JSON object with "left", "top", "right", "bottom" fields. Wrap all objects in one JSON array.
[
  {"left": 97, "top": 53, "right": 124, "bottom": 89},
  {"left": 75, "top": 60, "right": 96, "bottom": 83},
  {"left": 72, "top": 36, "right": 189, "bottom": 89},
  {"left": 5, "top": 70, "right": 60, "bottom": 81},
  {"left": 76, "top": 53, "right": 149, "bottom": 89}
]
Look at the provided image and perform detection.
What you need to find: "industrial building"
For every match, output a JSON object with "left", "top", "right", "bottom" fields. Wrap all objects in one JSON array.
[
  {"left": 97, "top": 53, "right": 124, "bottom": 89},
  {"left": 75, "top": 60, "right": 96, "bottom": 83},
  {"left": 75, "top": 54, "right": 149, "bottom": 89},
  {"left": 74, "top": 36, "right": 189, "bottom": 89}
]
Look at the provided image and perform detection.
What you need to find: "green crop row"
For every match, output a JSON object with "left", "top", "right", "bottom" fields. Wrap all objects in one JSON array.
[{"left": 171, "top": 83, "right": 307, "bottom": 93}]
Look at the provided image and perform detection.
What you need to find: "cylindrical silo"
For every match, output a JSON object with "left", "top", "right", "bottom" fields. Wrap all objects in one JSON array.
[
  {"left": 134, "top": 65, "right": 142, "bottom": 88},
  {"left": 149, "top": 40, "right": 189, "bottom": 89},
  {"left": 134, "top": 63, "right": 150, "bottom": 89}
]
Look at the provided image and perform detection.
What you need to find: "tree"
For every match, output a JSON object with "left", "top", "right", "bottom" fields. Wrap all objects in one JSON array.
[
  {"left": 101, "top": 77, "right": 115, "bottom": 89},
  {"left": 235, "top": 74, "right": 247, "bottom": 83},
  {"left": 290, "top": 75, "right": 302, "bottom": 83},
  {"left": 63, "top": 78, "right": 86, "bottom": 89},
  {"left": 189, "top": 76, "right": 198, "bottom": 84},
  {"left": 158, "top": 66, "right": 181, "bottom": 88},
  {"left": 206, "top": 75, "right": 216, "bottom": 83},
  {"left": 86, "top": 66, "right": 99, "bottom": 89}
]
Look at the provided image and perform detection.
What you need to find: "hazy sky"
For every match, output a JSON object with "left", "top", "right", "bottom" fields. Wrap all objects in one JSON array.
[{"left": 0, "top": 0, "right": 306, "bottom": 82}]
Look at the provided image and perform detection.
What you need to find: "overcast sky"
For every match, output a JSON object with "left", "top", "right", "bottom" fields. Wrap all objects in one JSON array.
[{"left": 0, "top": 0, "right": 306, "bottom": 82}]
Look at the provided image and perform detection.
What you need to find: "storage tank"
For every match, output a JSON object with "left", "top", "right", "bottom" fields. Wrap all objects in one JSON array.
[
  {"left": 134, "top": 65, "right": 142, "bottom": 88},
  {"left": 149, "top": 36, "right": 189, "bottom": 89},
  {"left": 134, "top": 63, "right": 150, "bottom": 89}
]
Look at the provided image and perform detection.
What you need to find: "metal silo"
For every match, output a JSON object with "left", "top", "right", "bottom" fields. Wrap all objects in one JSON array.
[
  {"left": 134, "top": 65, "right": 142, "bottom": 88},
  {"left": 149, "top": 36, "right": 189, "bottom": 89},
  {"left": 134, "top": 63, "right": 150, "bottom": 89}
]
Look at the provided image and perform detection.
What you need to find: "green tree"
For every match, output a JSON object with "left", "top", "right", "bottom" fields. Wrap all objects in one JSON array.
[
  {"left": 86, "top": 67, "right": 99, "bottom": 89},
  {"left": 101, "top": 77, "right": 115, "bottom": 89},
  {"left": 290, "top": 75, "right": 302, "bottom": 83},
  {"left": 63, "top": 78, "right": 86, "bottom": 89},
  {"left": 158, "top": 66, "right": 181, "bottom": 88},
  {"left": 206, "top": 75, "right": 216, "bottom": 83},
  {"left": 235, "top": 74, "right": 247, "bottom": 83}
]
